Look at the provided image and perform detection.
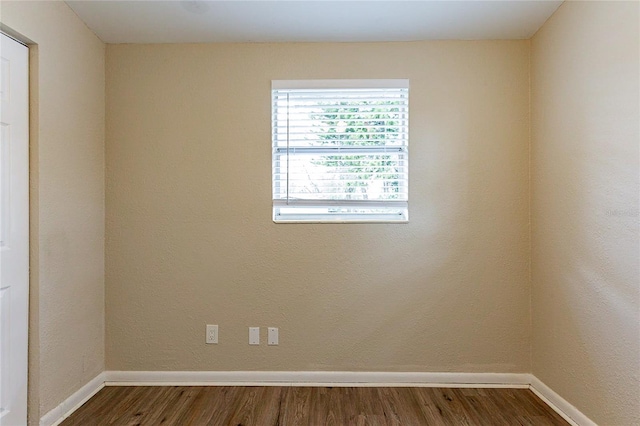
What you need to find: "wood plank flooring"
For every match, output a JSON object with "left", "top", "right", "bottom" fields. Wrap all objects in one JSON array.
[{"left": 61, "top": 386, "right": 568, "bottom": 425}]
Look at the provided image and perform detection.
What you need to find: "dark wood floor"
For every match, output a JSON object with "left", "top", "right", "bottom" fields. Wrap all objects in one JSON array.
[{"left": 61, "top": 386, "right": 568, "bottom": 425}]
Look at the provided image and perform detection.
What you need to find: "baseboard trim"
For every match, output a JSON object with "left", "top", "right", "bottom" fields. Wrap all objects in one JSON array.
[
  {"left": 38, "top": 371, "right": 598, "bottom": 426},
  {"left": 104, "top": 370, "right": 530, "bottom": 388},
  {"left": 39, "top": 372, "right": 105, "bottom": 426},
  {"left": 529, "top": 375, "right": 597, "bottom": 426}
]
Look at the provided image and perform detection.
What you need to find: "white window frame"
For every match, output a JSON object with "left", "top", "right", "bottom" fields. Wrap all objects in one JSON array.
[{"left": 272, "top": 79, "right": 409, "bottom": 223}]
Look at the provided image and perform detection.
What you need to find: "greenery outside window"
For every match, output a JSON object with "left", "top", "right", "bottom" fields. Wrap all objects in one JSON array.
[{"left": 272, "top": 79, "right": 409, "bottom": 223}]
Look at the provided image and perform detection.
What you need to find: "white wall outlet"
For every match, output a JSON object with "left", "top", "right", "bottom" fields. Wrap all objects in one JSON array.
[
  {"left": 206, "top": 324, "right": 218, "bottom": 344},
  {"left": 249, "top": 327, "right": 260, "bottom": 345},
  {"left": 268, "top": 327, "right": 279, "bottom": 345}
]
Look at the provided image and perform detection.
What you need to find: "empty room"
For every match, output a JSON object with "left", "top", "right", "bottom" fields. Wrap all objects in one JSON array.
[{"left": 0, "top": 0, "right": 638, "bottom": 425}]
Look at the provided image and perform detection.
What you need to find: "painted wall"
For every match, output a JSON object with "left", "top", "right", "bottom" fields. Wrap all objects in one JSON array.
[
  {"left": 105, "top": 41, "right": 531, "bottom": 373},
  {"left": 531, "top": 1, "right": 640, "bottom": 425},
  {"left": 0, "top": 1, "right": 105, "bottom": 422}
]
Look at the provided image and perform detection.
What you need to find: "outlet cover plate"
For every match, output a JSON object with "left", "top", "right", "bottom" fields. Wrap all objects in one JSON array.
[
  {"left": 268, "top": 327, "right": 278, "bottom": 345},
  {"left": 249, "top": 327, "right": 260, "bottom": 345},
  {"left": 206, "top": 324, "right": 218, "bottom": 344}
]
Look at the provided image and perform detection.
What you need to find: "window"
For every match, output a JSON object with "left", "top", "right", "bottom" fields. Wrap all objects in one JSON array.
[{"left": 272, "top": 79, "right": 409, "bottom": 223}]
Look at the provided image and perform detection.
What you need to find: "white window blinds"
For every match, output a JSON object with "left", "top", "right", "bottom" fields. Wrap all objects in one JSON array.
[{"left": 272, "top": 80, "right": 409, "bottom": 222}]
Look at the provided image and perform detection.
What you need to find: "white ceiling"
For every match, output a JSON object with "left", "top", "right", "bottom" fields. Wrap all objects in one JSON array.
[{"left": 66, "top": 1, "right": 563, "bottom": 44}]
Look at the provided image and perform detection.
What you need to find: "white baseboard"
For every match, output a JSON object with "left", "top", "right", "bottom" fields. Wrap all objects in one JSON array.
[
  {"left": 104, "top": 370, "right": 531, "bottom": 388},
  {"left": 38, "top": 371, "right": 597, "bottom": 426},
  {"left": 39, "top": 372, "right": 105, "bottom": 426},
  {"left": 529, "top": 375, "right": 597, "bottom": 426}
]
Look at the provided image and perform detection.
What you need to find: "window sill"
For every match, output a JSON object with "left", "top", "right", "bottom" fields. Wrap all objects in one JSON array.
[{"left": 273, "top": 219, "right": 409, "bottom": 224}]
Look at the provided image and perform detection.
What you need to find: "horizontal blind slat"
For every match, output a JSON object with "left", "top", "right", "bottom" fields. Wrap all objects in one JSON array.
[
  {"left": 274, "top": 146, "right": 407, "bottom": 154},
  {"left": 273, "top": 199, "right": 408, "bottom": 207}
]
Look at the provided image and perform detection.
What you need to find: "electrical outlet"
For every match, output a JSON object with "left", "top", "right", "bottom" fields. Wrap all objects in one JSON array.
[
  {"left": 268, "top": 327, "right": 279, "bottom": 345},
  {"left": 249, "top": 327, "right": 260, "bottom": 345},
  {"left": 206, "top": 324, "right": 218, "bottom": 344}
]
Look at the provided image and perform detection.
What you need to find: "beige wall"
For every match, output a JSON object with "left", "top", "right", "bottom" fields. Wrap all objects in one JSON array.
[
  {"left": 105, "top": 41, "right": 531, "bottom": 373},
  {"left": 0, "top": 1, "right": 105, "bottom": 422},
  {"left": 531, "top": 1, "right": 640, "bottom": 425}
]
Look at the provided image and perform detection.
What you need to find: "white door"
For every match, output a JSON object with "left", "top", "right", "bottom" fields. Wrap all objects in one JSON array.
[{"left": 0, "top": 33, "right": 29, "bottom": 426}]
